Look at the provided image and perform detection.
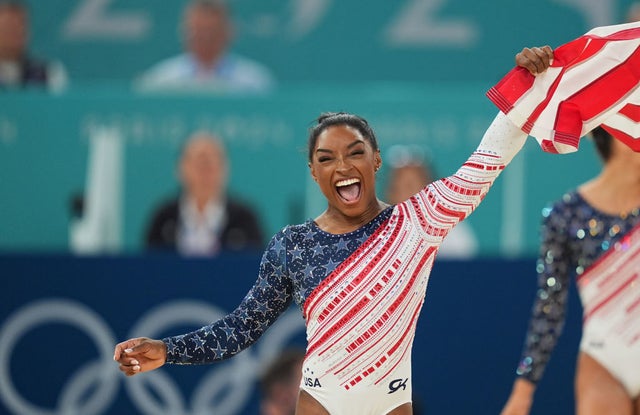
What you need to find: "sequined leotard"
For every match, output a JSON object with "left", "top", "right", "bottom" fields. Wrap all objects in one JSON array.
[
  {"left": 516, "top": 191, "right": 640, "bottom": 396},
  {"left": 163, "top": 113, "right": 527, "bottom": 414}
]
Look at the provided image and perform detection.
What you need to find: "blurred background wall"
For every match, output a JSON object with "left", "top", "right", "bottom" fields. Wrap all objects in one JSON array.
[{"left": 2, "top": 0, "right": 631, "bottom": 255}]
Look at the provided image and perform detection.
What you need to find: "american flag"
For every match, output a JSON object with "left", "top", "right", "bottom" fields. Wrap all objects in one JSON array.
[{"left": 487, "top": 21, "right": 640, "bottom": 154}]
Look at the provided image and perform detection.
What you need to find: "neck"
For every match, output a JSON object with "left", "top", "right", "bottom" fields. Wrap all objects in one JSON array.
[
  {"left": 0, "top": 50, "right": 21, "bottom": 62},
  {"left": 191, "top": 195, "right": 218, "bottom": 213},
  {"left": 318, "top": 200, "right": 388, "bottom": 234},
  {"left": 579, "top": 159, "right": 640, "bottom": 214},
  {"left": 194, "top": 53, "right": 220, "bottom": 70}
]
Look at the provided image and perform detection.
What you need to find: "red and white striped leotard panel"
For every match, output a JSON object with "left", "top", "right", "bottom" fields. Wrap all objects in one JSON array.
[
  {"left": 578, "top": 223, "right": 640, "bottom": 347},
  {"left": 299, "top": 113, "right": 527, "bottom": 414},
  {"left": 576, "top": 223, "right": 640, "bottom": 397}
]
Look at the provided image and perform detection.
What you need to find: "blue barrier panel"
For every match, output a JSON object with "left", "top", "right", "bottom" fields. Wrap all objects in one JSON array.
[{"left": 0, "top": 254, "right": 581, "bottom": 414}]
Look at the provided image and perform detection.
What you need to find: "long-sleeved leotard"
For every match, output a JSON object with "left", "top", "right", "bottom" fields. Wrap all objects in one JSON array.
[
  {"left": 163, "top": 112, "right": 527, "bottom": 414},
  {"left": 515, "top": 191, "right": 640, "bottom": 395}
]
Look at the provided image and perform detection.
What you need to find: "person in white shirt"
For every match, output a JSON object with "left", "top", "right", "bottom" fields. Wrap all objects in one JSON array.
[{"left": 136, "top": 0, "right": 275, "bottom": 94}]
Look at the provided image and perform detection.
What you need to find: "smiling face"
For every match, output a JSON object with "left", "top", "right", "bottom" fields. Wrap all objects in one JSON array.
[{"left": 309, "top": 124, "right": 382, "bottom": 219}]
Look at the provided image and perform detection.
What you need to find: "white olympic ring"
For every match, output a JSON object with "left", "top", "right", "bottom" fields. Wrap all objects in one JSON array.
[
  {"left": 0, "top": 297, "right": 305, "bottom": 415},
  {"left": 0, "top": 298, "right": 119, "bottom": 415}
]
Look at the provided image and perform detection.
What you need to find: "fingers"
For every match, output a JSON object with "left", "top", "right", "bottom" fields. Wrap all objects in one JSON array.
[
  {"left": 515, "top": 45, "right": 554, "bottom": 75},
  {"left": 113, "top": 337, "right": 167, "bottom": 376},
  {"left": 113, "top": 338, "right": 142, "bottom": 361},
  {"left": 114, "top": 339, "right": 143, "bottom": 376},
  {"left": 118, "top": 357, "right": 142, "bottom": 376},
  {"left": 540, "top": 45, "right": 553, "bottom": 62}
]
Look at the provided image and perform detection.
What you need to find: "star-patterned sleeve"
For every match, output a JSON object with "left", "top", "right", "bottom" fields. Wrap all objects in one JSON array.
[
  {"left": 163, "top": 229, "right": 293, "bottom": 364},
  {"left": 514, "top": 202, "right": 573, "bottom": 383}
]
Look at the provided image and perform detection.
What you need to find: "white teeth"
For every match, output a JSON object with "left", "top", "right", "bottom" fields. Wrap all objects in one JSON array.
[{"left": 336, "top": 178, "right": 360, "bottom": 187}]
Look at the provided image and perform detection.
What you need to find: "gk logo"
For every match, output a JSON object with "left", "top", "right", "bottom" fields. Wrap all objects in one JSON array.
[{"left": 388, "top": 378, "right": 408, "bottom": 394}]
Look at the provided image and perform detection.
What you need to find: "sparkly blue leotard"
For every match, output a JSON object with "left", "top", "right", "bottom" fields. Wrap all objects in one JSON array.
[{"left": 516, "top": 190, "right": 640, "bottom": 383}]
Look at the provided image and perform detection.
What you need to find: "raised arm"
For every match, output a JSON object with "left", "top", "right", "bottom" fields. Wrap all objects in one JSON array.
[{"left": 412, "top": 46, "right": 553, "bottom": 228}]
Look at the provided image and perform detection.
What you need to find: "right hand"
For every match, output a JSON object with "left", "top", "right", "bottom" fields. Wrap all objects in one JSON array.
[
  {"left": 515, "top": 46, "right": 554, "bottom": 76},
  {"left": 500, "top": 378, "right": 535, "bottom": 415},
  {"left": 113, "top": 337, "right": 167, "bottom": 376}
]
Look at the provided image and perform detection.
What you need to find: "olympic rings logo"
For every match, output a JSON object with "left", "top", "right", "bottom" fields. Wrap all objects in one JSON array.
[{"left": 0, "top": 298, "right": 305, "bottom": 415}]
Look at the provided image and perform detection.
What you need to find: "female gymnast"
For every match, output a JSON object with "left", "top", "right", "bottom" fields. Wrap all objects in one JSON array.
[
  {"left": 500, "top": 126, "right": 640, "bottom": 415},
  {"left": 114, "top": 47, "right": 553, "bottom": 415}
]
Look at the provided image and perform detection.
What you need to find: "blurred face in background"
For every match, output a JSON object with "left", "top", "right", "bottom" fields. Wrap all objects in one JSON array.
[
  {"left": 0, "top": 5, "right": 28, "bottom": 61},
  {"left": 179, "top": 135, "right": 228, "bottom": 207},
  {"left": 182, "top": 4, "right": 231, "bottom": 66},
  {"left": 386, "top": 164, "right": 432, "bottom": 204}
]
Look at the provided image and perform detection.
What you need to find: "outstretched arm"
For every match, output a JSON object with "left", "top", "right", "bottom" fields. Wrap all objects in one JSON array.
[{"left": 113, "top": 230, "right": 292, "bottom": 376}]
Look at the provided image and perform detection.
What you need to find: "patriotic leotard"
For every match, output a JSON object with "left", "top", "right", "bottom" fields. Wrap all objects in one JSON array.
[
  {"left": 515, "top": 192, "right": 640, "bottom": 397},
  {"left": 163, "top": 113, "right": 527, "bottom": 414}
]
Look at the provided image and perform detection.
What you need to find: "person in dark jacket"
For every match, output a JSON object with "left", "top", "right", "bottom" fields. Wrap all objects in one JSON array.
[
  {"left": 0, "top": 0, "right": 67, "bottom": 91},
  {"left": 145, "top": 131, "right": 264, "bottom": 256}
]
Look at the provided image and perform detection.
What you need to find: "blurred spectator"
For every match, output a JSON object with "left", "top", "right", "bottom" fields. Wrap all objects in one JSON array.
[
  {"left": 626, "top": 2, "right": 640, "bottom": 22},
  {"left": 136, "top": 0, "right": 274, "bottom": 93},
  {"left": 385, "top": 145, "right": 479, "bottom": 259},
  {"left": 259, "top": 349, "right": 304, "bottom": 415},
  {"left": 145, "top": 131, "right": 264, "bottom": 256},
  {"left": 0, "top": 0, "right": 67, "bottom": 91}
]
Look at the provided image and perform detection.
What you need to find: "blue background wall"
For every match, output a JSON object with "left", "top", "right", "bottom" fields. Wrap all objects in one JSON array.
[{"left": 0, "top": 255, "right": 583, "bottom": 415}]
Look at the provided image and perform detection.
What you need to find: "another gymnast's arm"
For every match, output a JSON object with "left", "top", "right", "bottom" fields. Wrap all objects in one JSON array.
[{"left": 501, "top": 204, "right": 572, "bottom": 415}]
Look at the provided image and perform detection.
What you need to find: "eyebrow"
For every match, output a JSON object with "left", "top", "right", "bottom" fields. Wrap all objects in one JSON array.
[{"left": 315, "top": 139, "right": 365, "bottom": 154}]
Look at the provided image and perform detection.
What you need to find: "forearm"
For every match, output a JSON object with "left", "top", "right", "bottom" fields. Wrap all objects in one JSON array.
[
  {"left": 502, "top": 378, "right": 536, "bottom": 414},
  {"left": 164, "top": 232, "right": 293, "bottom": 365},
  {"left": 430, "top": 111, "right": 527, "bottom": 223},
  {"left": 476, "top": 111, "right": 528, "bottom": 164},
  {"left": 163, "top": 313, "right": 259, "bottom": 365}
]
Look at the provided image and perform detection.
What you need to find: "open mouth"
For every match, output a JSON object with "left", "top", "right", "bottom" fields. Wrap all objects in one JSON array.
[{"left": 335, "top": 178, "right": 361, "bottom": 203}]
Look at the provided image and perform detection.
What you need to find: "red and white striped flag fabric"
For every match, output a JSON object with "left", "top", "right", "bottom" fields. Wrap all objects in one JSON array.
[{"left": 487, "top": 22, "right": 640, "bottom": 154}]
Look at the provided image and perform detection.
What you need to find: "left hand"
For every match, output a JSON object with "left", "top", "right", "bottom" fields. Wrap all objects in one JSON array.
[
  {"left": 113, "top": 337, "right": 167, "bottom": 376},
  {"left": 516, "top": 46, "right": 554, "bottom": 75}
]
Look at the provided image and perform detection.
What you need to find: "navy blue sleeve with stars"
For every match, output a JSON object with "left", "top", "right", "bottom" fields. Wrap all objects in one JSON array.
[{"left": 163, "top": 228, "right": 293, "bottom": 364}]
